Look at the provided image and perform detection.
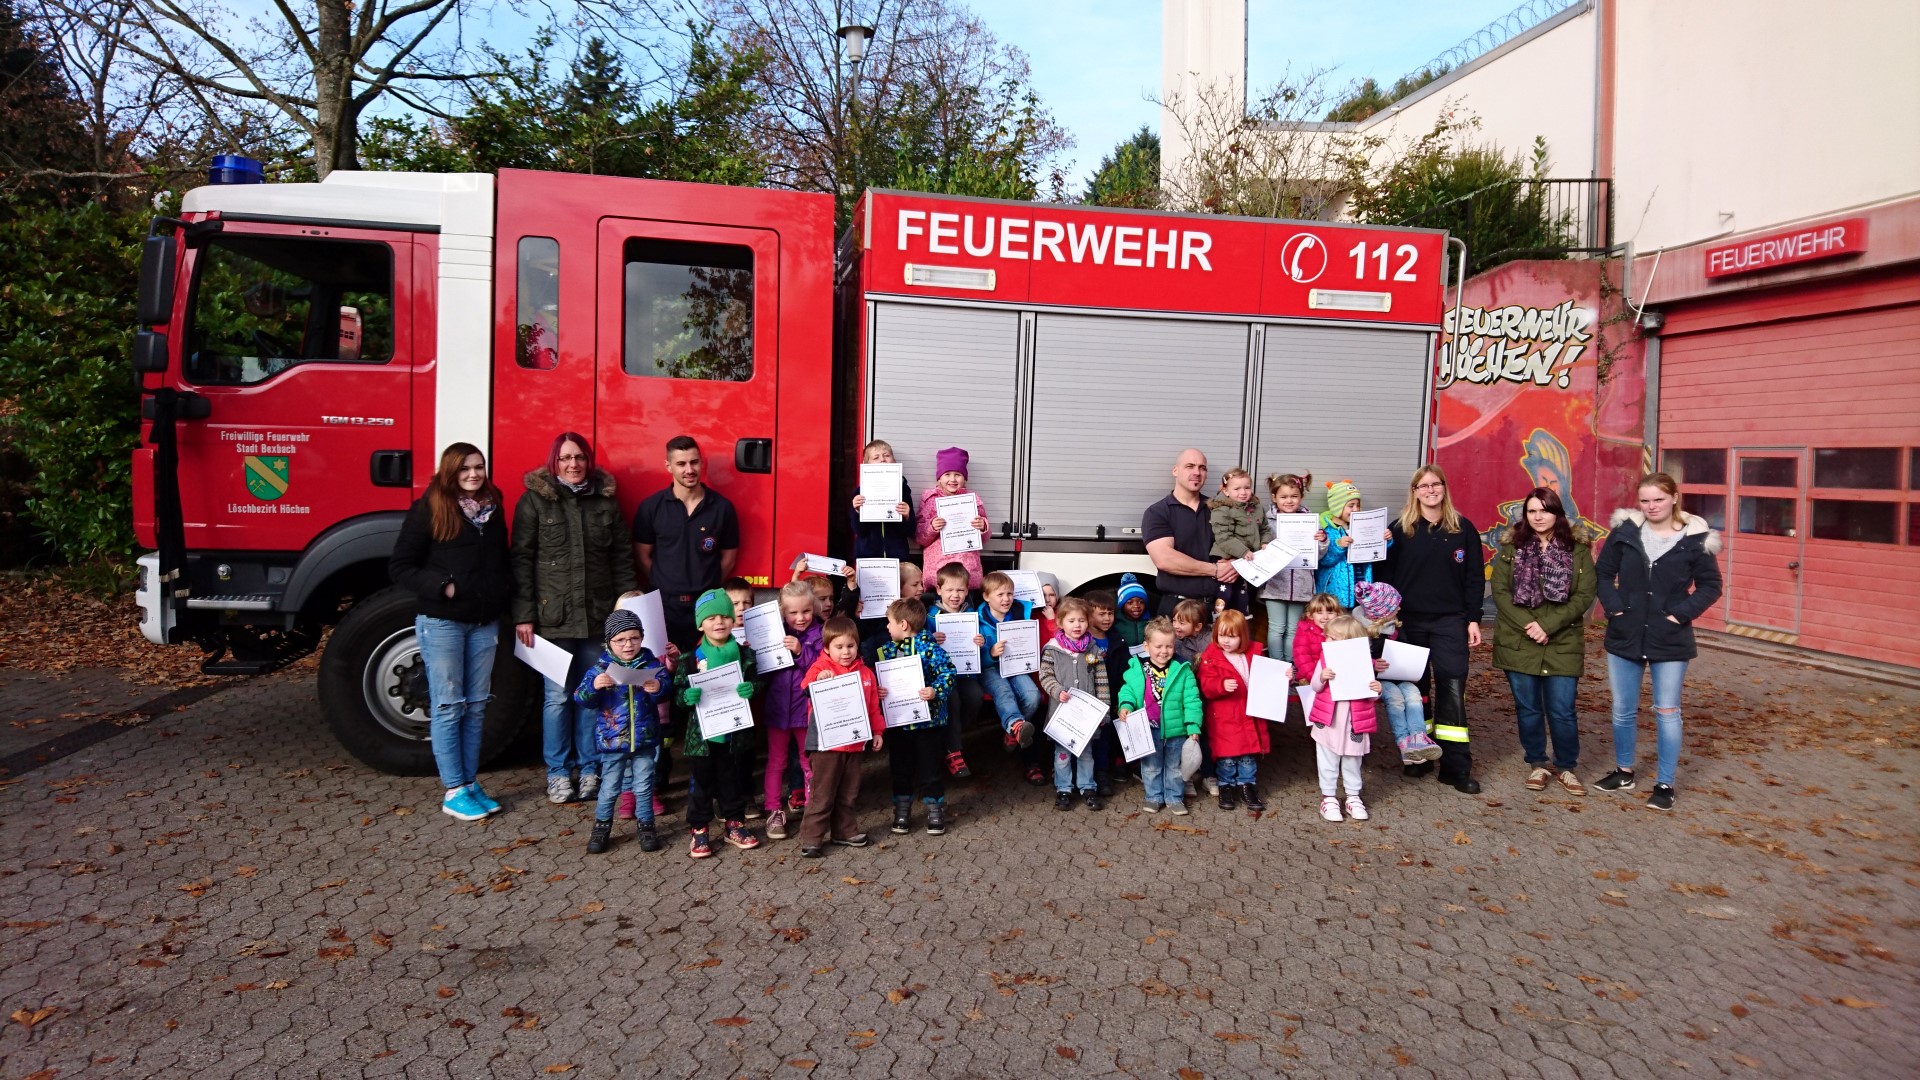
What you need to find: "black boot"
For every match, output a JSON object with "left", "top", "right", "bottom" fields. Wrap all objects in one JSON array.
[
  {"left": 1404, "top": 761, "right": 1434, "bottom": 778},
  {"left": 586, "top": 818, "right": 614, "bottom": 855},
  {"left": 637, "top": 824, "right": 661, "bottom": 852},
  {"left": 1431, "top": 677, "right": 1480, "bottom": 793},
  {"left": 1242, "top": 784, "right": 1265, "bottom": 812},
  {"left": 890, "top": 797, "right": 912, "bottom": 834},
  {"left": 925, "top": 802, "right": 947, "bottom": 835},
  {"left": 1217, "top": 784, "right": 1237, "bottom": 811}
]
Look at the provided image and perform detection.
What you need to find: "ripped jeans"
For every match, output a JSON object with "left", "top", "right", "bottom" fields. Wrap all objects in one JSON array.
[{"left": 1605, "top": 653, "right": 1688, "bottom": 787}]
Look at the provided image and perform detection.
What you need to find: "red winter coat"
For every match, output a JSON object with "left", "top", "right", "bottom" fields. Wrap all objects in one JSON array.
[{"left": 1195, "top": 641, "right": 1269, "bottom": 758}]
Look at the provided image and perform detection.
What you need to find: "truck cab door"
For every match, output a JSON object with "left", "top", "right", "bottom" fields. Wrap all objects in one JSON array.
[{"left": 595, "top": 218, "right": 780, "bottom": 585}]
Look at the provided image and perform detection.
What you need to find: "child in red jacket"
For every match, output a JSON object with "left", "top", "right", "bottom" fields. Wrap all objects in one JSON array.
[
  {"left": 795, "top": 617, "right": 884, "bottom": 857},
  {"left": 1194, "top": 609, "right": 1268, "bottom": 812}
]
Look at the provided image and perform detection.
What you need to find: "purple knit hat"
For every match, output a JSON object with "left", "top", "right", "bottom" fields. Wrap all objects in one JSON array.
[
  {"left": 1353, "top": 580, "right": 1401, "bottom": 623},
  {"left": 934, "top": 447, "right": 969, "bottom": 479}
]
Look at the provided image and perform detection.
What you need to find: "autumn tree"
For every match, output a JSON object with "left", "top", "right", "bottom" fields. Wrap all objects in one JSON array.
[
  {"left": 1083, "top": 125, "right": 1158, "bottom": 208},
  {"left": 1157, "top": 68, "right": 1352, "bottom": 220}
]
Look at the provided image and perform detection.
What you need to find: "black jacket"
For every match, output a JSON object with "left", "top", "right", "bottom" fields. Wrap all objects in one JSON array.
[
  {"left": 389, "top": 495, "right": 514, "bottom": 624},
  {"left": 1595, "top": 508, "right": 1723, "bottom": 663},
  {"left": 1382, "top": 513, "right": 1485, "bottom": 620}
]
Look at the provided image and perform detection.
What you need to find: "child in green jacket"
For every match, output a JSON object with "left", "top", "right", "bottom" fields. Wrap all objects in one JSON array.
[{"left": 1117, "top": 617, "right": 1203, "bottom": 815}]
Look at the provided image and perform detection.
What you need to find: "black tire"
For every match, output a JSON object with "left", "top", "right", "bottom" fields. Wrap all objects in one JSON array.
[{"left": 317, "top": 585, "right": 535, "bottom": 776}]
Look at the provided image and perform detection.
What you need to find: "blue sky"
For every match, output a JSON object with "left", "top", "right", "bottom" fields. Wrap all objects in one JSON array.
[{"left": 957, "top": 0, "right": 1529, "bottom": 188}]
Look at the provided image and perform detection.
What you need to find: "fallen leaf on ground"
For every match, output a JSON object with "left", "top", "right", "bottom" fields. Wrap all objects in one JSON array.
[
  {"left": 11, "top": 1006, "right": 57, "bottom": 1030},
  {"left": 1833, "top": 996, "right": 1883, "bottom": 1009},
  {"left": 711, "top": 1016, "right": 751, "bottom": 1026}
]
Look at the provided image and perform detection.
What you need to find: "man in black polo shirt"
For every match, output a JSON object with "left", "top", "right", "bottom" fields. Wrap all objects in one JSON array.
[
  {"left": 633, "top": 435, "right": 741, "bottom": 649},
  {"left": 1141, "top": 448, "right": 1237, "bottom": 619}
]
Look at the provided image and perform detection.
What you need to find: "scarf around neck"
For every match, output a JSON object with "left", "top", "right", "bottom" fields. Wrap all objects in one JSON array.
[
  {"left": 1512, "top": 536, "right": 1573, "bottom": 607},
  {"left": 1052, "top": 630, "right": 1091, "bottom": 654},
  {"left": 458, "top": 496, "right": 495, "bottom": 528}
]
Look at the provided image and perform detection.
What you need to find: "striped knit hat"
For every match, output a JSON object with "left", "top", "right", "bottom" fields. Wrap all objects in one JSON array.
[{"left": 1321, "top": 479, "right": 1361, "bottom": 528}]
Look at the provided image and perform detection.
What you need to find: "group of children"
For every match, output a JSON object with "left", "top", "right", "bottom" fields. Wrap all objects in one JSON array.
[{"left": 566, "top": 441, "right": 1448, "bottom": 858}]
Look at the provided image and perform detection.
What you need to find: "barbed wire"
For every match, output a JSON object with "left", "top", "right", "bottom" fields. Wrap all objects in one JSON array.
[{"left": 1404, "top": 0, "right": 1585, "bottom": 84}]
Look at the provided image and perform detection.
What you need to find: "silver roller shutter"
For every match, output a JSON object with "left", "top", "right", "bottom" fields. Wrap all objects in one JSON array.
[
  {"left": 868, "top": 303, "right": 1021, "bottom": 526},
  {"left": 1027, "top": 313, "right": 1250, "bottom": 537},
  {"left": 1256, "top": 323, "right": 1432, "bottom": 514}
]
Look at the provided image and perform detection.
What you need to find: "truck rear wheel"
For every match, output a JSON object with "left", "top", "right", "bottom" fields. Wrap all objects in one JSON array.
[{"left": 317, "top": 586, "right": 533, "bottom": 776}]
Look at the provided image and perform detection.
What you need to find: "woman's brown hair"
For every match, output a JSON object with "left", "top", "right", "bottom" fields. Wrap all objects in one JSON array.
[
  {"left": 428, "top": 442, "right": 501, "bottom": 542},
  {"left": 1503, "top": 486, "right": 1575, "bottom": 550}
]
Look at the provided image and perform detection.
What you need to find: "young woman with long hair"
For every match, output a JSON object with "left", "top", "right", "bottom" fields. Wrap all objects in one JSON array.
[{"left": 1491, "top": 486, "right": 1597, "bottom": 797}]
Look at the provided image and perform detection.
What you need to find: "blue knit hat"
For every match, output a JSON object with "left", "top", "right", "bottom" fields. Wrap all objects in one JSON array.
[{"left": 1117, "top": 573, "right": 1148, "bottom": 611}]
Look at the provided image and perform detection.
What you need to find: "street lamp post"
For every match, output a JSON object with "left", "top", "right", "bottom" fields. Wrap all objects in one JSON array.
[{"left": 836, "top": 24, "right": 874, "bottom": 206}]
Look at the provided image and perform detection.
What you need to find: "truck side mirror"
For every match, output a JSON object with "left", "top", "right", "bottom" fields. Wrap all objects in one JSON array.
[
  {"left": 132, "top": 329, "right": 168, "bottom": 373},
  {"left": 136, "top": 231, "right": 177, "bottom": 327}
]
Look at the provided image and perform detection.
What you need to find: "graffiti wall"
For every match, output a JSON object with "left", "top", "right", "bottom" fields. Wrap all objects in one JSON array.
[{"left": 1433, "top": 259, "right": 1647, "bottom": 558}]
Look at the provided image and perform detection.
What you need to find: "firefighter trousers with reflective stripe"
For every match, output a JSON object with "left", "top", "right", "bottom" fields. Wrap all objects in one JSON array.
[{"left": 1400, "top": 611, "right": 1474, "bottom": 779}]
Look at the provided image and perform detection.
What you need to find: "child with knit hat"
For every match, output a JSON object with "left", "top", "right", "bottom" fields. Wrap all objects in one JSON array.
[
  {"left": 672, "top": 588, "right": 761, "bottom": 858},
  {"left": 1315, "top": 479, "right": 1384, "bottom": 609},
  {"left": 1354, "top": 580, "right": 1442, "bottom": 767},
  {"left": 574, "top": 609, "right": 672, "bottom": 854},
  {"left": 914, "top": 447, "right": 990, "bottom": 592}
]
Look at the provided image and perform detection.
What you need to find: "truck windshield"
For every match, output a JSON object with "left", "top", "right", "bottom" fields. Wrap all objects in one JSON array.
[{"left": 185, "top": 234, "right": 393, "bottom": 386}]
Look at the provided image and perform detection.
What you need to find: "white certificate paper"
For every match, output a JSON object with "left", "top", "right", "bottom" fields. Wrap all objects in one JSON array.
[
  {"left": 1232, "top": 542, "right": 1295, "bottom": 589},
  {"left": 935, "top": 493, "right": 982, "bottom": 553},
  {"left": 690, "top": 661, "right": 754, "bottom": 737},
  {"left": 875, "top": 654, "right": 930, "bottom": 728},
  {"left": 1113, "top": 709, "right": 1156, "bottom": 763},
  {"left": 740, "top": 600, "right": 794, "bottom": 673},
  {"left": 1346, "top": 507, "right": 1390, "bottom": 564},
  {"left": 801, "top": 552, "right": 847, "bottom": 577},
  {"left": 1245, "top": 655, "right": 1294, "bottom": 722},
  {"left": 606, "top": 660, "right": 666, "bottom": 688},
  {"left": 994, "top": 618, "right": 1041, "bottom": 676},
  {"left": 1043, "top": 688, "right": 1108, "bottom": 757},
  {"left": 513, "top": 633, "right": 576, "bottom": 688},
  {"left": 1005, "top": 569, "right": 1045, "bottom": 608},
  {"left": 616, "top": 590, "right": 668, "bottom": 658},
  {"left": 807, "top": 671, "right": 873, "bottom": 750},
  {"left": 1322, "top": 637, "right": 1377, "bottom": 701},
  {"left": 856, "top": 558, "right": 900, "bottom": 619},
  {"left": 1274, "top": 513, "right": 1320, "bottom": 570},
  {"left": 1378, "top": 639, "right": 1431, "bottom": 682},
  {"left": 1296, "top": 684, "right": 1318, "bottom": 720},
  {"left": 859, "top": 463, "right": 904, "bottom": 522},
  {"left": 933, "top": 612, "right": 981, "bottom": 674}
]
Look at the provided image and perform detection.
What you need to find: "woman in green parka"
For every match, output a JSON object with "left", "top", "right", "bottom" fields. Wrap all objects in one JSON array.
[{"left": 1491, "top": 487, "right": 1597, "bottom": 797}]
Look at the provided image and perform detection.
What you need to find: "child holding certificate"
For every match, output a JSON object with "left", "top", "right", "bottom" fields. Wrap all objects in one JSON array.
[
  {"left": 914, "top": 447, "right": 990, "bottom": 591},
  {"left": 1193, "top": 609, "right": 1268, "bottom": 813},
  {"left": 574, "top": 610, "right": 673, "bottom": 855},
  {"left": 1260, "top": 472, "right": 1323, "bottom": 665},
  {"left": 672, "top": 589, "right": 761, "bottom": 858},
  {"left": 849, "top": 439, "right": 915, "bottom": 561},
  {"left": 796, "top": 617, "right": 884, "bottom": 857},
  {"left": 1354, "top": 581, "right": 1441, "bottom": 768},
  {"left": 1317, "top": 480, "right": 1384, "bottom": 609},
  {"left": 1038, "top": 597, "right": 1111, "bottom": 811},
  {"left": 759, "top": 580, "right": 827, "bottom": 840},
  {"left": 876, "top": 598, "right": 958, "bottom": 836},
  {"left": 1207, "top": 468, "right": 1272, "bottom": 616},
  {"left": 976, "top": 571, "right": 1045, "bottom": 775},
  {"left": 1116, "top": 618, "right": 1203, "bottom": 816},
  {"left": 1305, "top": 615, "right": 1382, "bottom": 822},
  {"left": 926, "top": 562, "right": 982, "bottom": 780}
]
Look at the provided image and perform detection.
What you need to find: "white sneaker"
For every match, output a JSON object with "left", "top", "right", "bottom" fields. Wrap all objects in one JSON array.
[
  {"left": 1345, "top": 795, "right": 1369, "bottom": 820},
  {"left": 546, "top": 776, "right": 572, "bottom": 804},
  {"left": 575, "top": 772, "right": 600, "bottom": 803},
  {"left": 1203, "top": 777, "right": 1220, "bottom": 797},
  {"left": 1319, "top": 796, "right": 1342, "bottom": 822}
]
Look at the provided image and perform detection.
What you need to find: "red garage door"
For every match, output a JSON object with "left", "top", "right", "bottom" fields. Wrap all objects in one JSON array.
[{"left": 1656, "top": 270, "right": 1920, "bottom": 667}]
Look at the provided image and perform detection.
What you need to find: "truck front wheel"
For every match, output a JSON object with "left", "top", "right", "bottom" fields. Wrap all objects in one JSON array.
[{"left": 317, "top": 586, "right": 533, "bottom": 776}]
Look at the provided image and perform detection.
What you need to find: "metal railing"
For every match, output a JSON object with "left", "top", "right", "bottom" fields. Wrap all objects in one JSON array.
[{"left": 1397, "top": 177, "right": 1612, "bottom": 276}]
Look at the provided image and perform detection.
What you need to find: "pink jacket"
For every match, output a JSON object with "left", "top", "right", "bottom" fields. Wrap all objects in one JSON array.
[
  {"left": 1307, "top": 682, "right": 1379, "bottom": 735},
  {"left": 915, "top": 488, "right": 987, "bottom": 590},
  {"left": 1292, "top": 617, "right": 1325, "bottom": 686}
]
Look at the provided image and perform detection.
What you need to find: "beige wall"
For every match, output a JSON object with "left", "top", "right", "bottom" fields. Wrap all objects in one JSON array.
[
  {"left": 1613, "top": 0, "right": 1920, "bottom": 255},
  {"left": 1160, "top": 0, "right": 1246, "bottom": 191},
  {"left": 1354, "top": 4, "right": 1597, "bottom": 177}
]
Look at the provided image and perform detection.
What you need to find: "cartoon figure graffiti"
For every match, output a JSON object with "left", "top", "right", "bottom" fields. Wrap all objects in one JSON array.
[{"left": 1483, "top": 429, "right": 1609, "bottom": 551}]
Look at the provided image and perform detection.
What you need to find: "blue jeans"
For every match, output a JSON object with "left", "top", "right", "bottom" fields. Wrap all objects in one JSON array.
[
  {"left": 1216, "top": 754, "right": 1257, "bottom": 786},
  {"left": 1378, "top": 680, "right": 1426, "bottom": 741},
  {"left": 1053, "top": 740, "right": 1095, "bottom": 792},
  {"left": 1606, "top": 653, "right": 1688, "bottom": 786},
  {"left": 1263, "top": 599, "right": 1305, "bottom": 666},
  {"left": 540, "top": 637, "right": 601, "bottom": 779},
  {"left": 1139, "top": 733, "right": 1188, "bottom": 807},
  {"left": 415, "top": 616, "right": 498, "bottom": 792},
  {"left": 596, "top": 749, "right": 656, "bottom": 824},
  {"left": 1507, "top": 671, "right": 1580, "bottom": 771},
  {"left": 979, "top": 666, "right": 1043, "bottom": 731}
]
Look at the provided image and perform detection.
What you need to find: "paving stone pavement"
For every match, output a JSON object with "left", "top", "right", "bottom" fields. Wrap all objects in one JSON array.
[{"left": 1, "top": 641, "right": 1916, "bottom": 1079}]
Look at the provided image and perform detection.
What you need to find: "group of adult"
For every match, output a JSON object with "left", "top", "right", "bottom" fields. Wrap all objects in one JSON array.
[
  {"left": 1140, "top": 450, "right": 1721, "bottom": 811},
  {"left": 388, "top": 432, "right": 739, "bottom": 821}
]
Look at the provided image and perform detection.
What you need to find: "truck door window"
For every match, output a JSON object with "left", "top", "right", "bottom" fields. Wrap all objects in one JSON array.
[
  {"left": 622, "top": 238, "right": 752, "bottom": 382},
  {"left": 185, "top": 235, "right": 393, "bottom": 386},
  {"left": 516, "top": 236, "right": 559, "bottom": 369}
]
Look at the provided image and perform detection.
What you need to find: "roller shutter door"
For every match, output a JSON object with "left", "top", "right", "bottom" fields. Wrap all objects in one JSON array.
[{"left": 1257, "top": 324, "right": 1433, "bottom": 513}]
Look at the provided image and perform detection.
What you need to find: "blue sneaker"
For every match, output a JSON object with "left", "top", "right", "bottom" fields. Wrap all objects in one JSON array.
[
  {"left": 467, "top": 783, "right": 502, "bottom": 816},
  {"left": 441, "top": 788, "right": 488, "bottom": 822}
]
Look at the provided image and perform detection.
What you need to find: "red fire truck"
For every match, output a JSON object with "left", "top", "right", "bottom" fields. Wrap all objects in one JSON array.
[{"left": 132, "top": 168, "right": 1449, "bottom": 773}]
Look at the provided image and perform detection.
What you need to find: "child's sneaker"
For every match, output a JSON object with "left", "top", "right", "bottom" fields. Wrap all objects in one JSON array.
[
  {"left": 946, "top": 750, "right": 971, "bottom": 778},
  {"left": 614, "top": 790, "right": 636, "bottom": 820},
  {"left": 1595, "top": 769, "right": 1637, "bottom": 792},
  {"left": 765, "top": 809, "right": 788, "bottom": 840},
  {"left": 1344, "top": 795, "right": 1369, "bottom": 820},
  {"left": 723, "top": 821, "right": 760, "bottom": 849},
  {"left": 787, "top": 789, "right": 807, "bottom": 813},
  {"left": 546, "top": 776, "right": 572, "bottom": 805},
  {"left": 1024, "top": 766, "right": 1047, "bottom": 786},
  {"left": 925, "top": 804, "right": 947, "bottom": 835},
  {"left": 743, "top": 804, "right": 765, "bottom": 821},
  {"left": 831, "top": 833, "right": 871, "bottom": 847},
  {"left": 1396, "top": 735, "right": 1419, "bottom": 766},
  {"left": 442, "top": 788, "right": 488, "bottom": 822},
  {"left": 890, "top": 799, "right": 912, "bottom": 834},
  {"left": 1169, "top": 801, "right": 1190, "bottom": 816},
  {"left": 1054, "top": 791, "right": 1075, "bottom": 811},
  {"left": 688, "top": 828, "right": 712, "bottom": 859},
  {"left": 468, "top": 784, "right": 503, "bottom": 815},
  {"left": 1407, "top": 733, "right": 1443, "bottom": 763},
  {"left": 1143, "top": 801, "right": 1163, "bottom": 814},
  {"left": 1011, "top": 719, "right": 1035, "bottom": 748},
  {"left": 638, "top": 825, "right": 662, "bottom": 852},
  {"left": 575, "top": 772, "right": 600, "bottom": 803},
  {"left": 586, "top": 819, "right": 613, "bottom": 854},
  {"left": 1318, "top": 796, "right": 1342, "bottom": 822},
  {"left": 1083, "top": 790, "right": 1104, "bottom": 811},
  {"left": 1203, "top": 777, "right": 1220, "bottom": 798},
  {"left": 800, "top": 845, "right": 826, "bottom": 858}
]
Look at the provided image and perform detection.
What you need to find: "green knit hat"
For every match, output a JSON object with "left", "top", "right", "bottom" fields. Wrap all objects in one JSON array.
[
  {"left": 694, "top": 588, "right": 735, "bottom": 628},
  {"left": 1321, "top": 479, "right": 1361, "bottom": 528}
]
